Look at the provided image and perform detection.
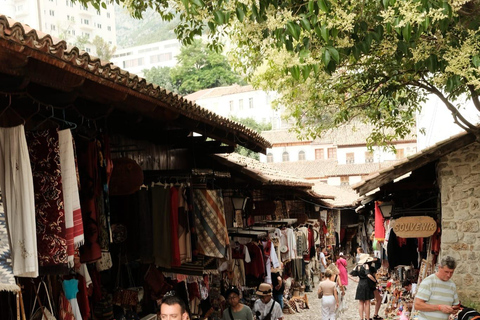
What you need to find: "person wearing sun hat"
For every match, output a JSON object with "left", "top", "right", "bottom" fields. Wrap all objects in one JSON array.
[
  {"left": 352, "top": 254, "right": 377, "bottom": 320},
  {"left": 253, "top": 283, "right": 283, "bottom": 320},
  {"left": 222, "top": 286, "right": 253, "bottom": 320}
]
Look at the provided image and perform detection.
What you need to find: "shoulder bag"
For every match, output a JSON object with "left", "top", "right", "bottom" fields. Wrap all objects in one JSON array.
[{"left": 30, "top": 281, "right": 56, "bottom": 320}]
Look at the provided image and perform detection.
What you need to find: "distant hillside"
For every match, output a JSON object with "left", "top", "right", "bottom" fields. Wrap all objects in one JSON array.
[{"left": 114, "top": 6, "right": 179, "bottom": 49}]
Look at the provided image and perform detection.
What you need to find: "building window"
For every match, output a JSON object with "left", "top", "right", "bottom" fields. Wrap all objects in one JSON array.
[
  {"left": 327, "top": 147, "right": 337, "bottom": 159},
  {"left": 340, "top": 176, "right": 349, "bottom": 186},
  {"left": 249, "top": 98, "right": 253, "bottom": 109},
  {"left": 72, "top": 30, "right": 75, "bottom": 35},
  {"left": 365, "top": 152, "right": 374, "bottom": 163},
  {"left": 86, "top": 48, "right": 91, "bottom": 53},
  {"left": 282, "top": 151, "right": 289, "bottom": 162},
  {"left": 51, "top": 24, "right": 56, "bottom": 31},
  {"left": 107, "top": 26, "right": 111, "bottom": 31},
  {"left": 229, "top": 101, "right": 234, "bottom": 111},
  {"left": 298, "top": 150, "right": 306, "bottom": 161},
  {"left": 123, "top": 57, "right": 145, "bottom": 68},
  {"left": 267, "top": 153, "right": 274, "bottom": 163},
  {"left": 49, "top": 10, "right": 54, "bottom": 16},
  {"left": 396, "top": 148, "right": 405, "bottom": 160},
  {"left": 97, "top": 23, "right": 102, "bottom": 29},
  {"left": 81, "top": 19, "right": 89, "bottom": 25},
  {"left": 346, "top": 152, "right": 355, "bottom": 164},
  {"left": 315, "top": 148, "right": 324, "bottom": 160},
  {"left": 107, "top": 13, "right": 111, "bottom": 18},
  {"left": 239, "top": 99, "right": 243, "bottom": 110}
]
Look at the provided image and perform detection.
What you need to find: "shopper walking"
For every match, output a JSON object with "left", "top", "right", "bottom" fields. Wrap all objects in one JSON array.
[
  {"left": 352, "top": 254, "right": 375, "bottom": 320},
  {"left": 318, "top": 269, "right": 339, "bottom": 320},
  {"left": 223, "top": 286, "right": 254, "bottom": 320},
  {"left": 336, "top": 252, "right": 348, "bottom": 290}
]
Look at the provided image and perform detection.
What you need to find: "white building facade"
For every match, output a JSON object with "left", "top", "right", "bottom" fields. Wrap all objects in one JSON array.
[
  {"left": 184, "top": 84, "right": 288, "bottom": 129},
  {"left": 110, "top": 39, "right": 181, "bottom": 77},
  {"left": 3, "top": 0, "right": 116, "bottom": 54}
]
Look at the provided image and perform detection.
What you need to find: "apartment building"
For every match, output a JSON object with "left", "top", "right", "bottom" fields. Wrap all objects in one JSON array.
[{"left": 2, "top": 0, "right": 116, "bottom": 54}]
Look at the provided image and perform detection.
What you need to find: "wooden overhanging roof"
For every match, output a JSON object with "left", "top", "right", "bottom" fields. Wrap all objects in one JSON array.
[
  {"left": 353, "top": 129, "right": 476, "bottom": 196},
  {"left": 211, "top": 153, "right": 335, "bottom": 204},
  {"left": 0, "top": 15, "right": 271, "bottom": 153}
]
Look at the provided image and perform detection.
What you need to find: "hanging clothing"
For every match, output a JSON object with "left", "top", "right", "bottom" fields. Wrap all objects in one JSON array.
[
  {"left": 137, "top": 188, "right": 154, "bottom": 263},
  {"left": 262, "top": 240, "right": 280, "bottom": 284},
  {"left": 0, "top": 198, "right": 19, "bottom": 291},
  {"left": 374, "top": 202, "right": 386, "bottom": 241},
  {"left": 27, "top": 128, "right": 68, "bottom": 271},
  {"left": 77, "top": 139, "right": 102, "bottom": 263},
  {"left": 192, "top": 189, "right": 229, "bottom": 258},
  {"left": 151, "top": 186, "right": 172, "bottom": 268},
  {"left": 170, "top": 187, "right": 181, "bottom": 267},
  {"left": 178, "top": 185, "right": 192, "bottom": 264},
  {"left": 58, "top": 129, "right": 84, "bottom": 268},
  {"left": 0, "top": 126, "right": 38, "bottom": 278},
  {"left": 63, "top": 278, "right": 83, "bottom": 320}
]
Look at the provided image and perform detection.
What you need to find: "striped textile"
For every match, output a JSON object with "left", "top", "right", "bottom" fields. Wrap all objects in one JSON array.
[
  {"left": 0, "top": 197, "right": 19, "bottom": 292},
  {"left": 193, "top": 189, "right": 229, "bottom": 258},
  {"left": 59, "top": 129, "right": 84, "bottom": 268}
]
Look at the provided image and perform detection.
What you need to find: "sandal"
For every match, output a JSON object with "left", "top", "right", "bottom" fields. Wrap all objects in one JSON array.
[{"left": 373, "top": 315, "right": 383, "bottom": 320}]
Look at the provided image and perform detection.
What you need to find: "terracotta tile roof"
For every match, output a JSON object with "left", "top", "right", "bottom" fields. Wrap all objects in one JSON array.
[
  {"left": 262, "top": 123, "right": 416, "bottom": 146},
  {"left": 184, "top": 84, "right": 256, "bottom": 101},
  {"left": 269, "top": 160, "right": 398, "bottom": 179},
  {"left": 0, "top": 15, "right": 271, "bottom": 153},
  {"left": 216, "top": 153, "right": 315, "bottom": 187}
]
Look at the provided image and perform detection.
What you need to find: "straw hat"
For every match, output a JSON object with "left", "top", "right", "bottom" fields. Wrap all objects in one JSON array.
[
  {"left": 256, "top": 283, "right": 273, "bottom": 296},
  {"left": 358, "top": 253, "right": 375, "bottom": 265}
]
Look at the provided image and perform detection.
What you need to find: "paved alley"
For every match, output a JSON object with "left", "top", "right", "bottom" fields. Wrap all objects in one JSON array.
[{"left": 284, "top": 275, "right": 387, "bottom": 320}]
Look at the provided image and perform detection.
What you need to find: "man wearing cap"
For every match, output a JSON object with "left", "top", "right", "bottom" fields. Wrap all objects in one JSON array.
[
  {"left": 414, "top": 256, "right": 460, "bottom": 320},
  {"left": 223, "top": 286, "right": 253, "bottom": 320},
  {"left": 254, "top": 283, "right": 283, "bottom": 320}
]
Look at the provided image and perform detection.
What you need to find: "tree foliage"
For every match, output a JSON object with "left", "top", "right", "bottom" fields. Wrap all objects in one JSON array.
[
  {"left": 169, "top": 39, "right": 244, "bottom": 95},
  {"left": 92, "top": 36, "right": 117, "bottom": 61},
  {"left": 143, "top": 39, "right": 244, "bottom": 94},
  {"left": 77, "top": 0, "right": 480, "bottom": 146},
  {"left": 230, "top": 116, "right": 272, "bottom": 160}
]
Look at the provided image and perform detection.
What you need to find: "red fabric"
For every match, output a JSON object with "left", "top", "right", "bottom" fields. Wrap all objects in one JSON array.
[
  {"left": 231, "top": 244, "right": 247, "bottom": 260},
  {"left": 170, "top": 187, "right": 181, "bottom": 267},
  {"left": 27, "top": 129, "right": 68, "bottom": 268},
  {"left": 76, "top": 274, "right": 91, "bottom": 320},
  {"left": 245, "top": 242, "right": 265, "bottom": 278},
  {"left": 59, "top": 290, "right": 75, "bottom": 320},
  {"left": 374, "top": 201, "right": 386, "bottom": 241}
]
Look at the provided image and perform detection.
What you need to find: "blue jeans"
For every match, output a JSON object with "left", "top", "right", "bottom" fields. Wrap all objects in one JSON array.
[{"left": 274, "top": 293, "right": 284, "bottom": 309}]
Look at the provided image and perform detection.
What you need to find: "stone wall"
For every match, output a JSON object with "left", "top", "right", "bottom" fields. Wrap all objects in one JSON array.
[{"left": 437, "top": 142, "right": 480, "bottom": 305}]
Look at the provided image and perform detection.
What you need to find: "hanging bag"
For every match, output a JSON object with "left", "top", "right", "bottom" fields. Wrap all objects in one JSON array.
[{"left": 30, "top": 281, "right": 56, "bottom": 320}]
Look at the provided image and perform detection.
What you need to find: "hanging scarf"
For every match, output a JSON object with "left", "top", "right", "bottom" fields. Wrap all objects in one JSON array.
[
  {"left": 0, "top": 198, "right": 20, "bottom": 292},
  {"left": 59, "top": 129, "right": 84, "bottom": 268}
]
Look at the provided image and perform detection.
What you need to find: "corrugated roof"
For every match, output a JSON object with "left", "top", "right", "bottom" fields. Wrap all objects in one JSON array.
[{"left": 0, "top": 15, "right": 271, "bottom": 153}]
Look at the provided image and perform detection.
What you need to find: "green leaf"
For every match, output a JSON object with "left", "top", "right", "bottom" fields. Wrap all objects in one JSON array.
[
  {"left": 308, "top": 0, "right": 315, "bottom": 14},
  {"left": 382, "top": 0, "right": 389, "bottom": 8},
  {"left": 323, "top": 48, "right": 331, "bottom": 66},
  {"left": 236, "top": 6, "right": 245, "bottom": 22},
  {"left": 190, "top": 0, "right": 204, "bottom": 7},
  {"left": 291, "top": 65, "right": 300, "bottom": 80},
  {"left": 473, "top": 55, "right": 480, "bottom": 67},
  {"left": 312, "top": 63, "right": 320, "bottom": 75},
  {"left": 318, "top": 0, "right": 329, "bottom": 13},
  {"left": 320, "top": 25, "right": 329, "bottom": 42},
  {"left": 208, "top": 21, "right": 215, "bottom": 32},
  {"left": 302, "top": 65, "right": 312, "bottom": 80},
  {"left": 402, "top": 22, "right": 411, "bottom": 42},
  {"left": 214, "top": 11, "right": 225, "bottom": 24},
  {"left": 427, "top": 54, "right": 438, "bottom": 73},
  {"left": 301, "top": 18, "right": 311, "bottom": 31},
  {"left": 286, "top": 21, "right": 300, "bottom": 40},
  {"left": 327, "top": 46, "right": 339, "bottom": 63}
]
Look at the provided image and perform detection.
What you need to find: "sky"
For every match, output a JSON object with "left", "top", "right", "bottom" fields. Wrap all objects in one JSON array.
[{"left": 416, "top": 94, "right": 479, "bottom": 150}]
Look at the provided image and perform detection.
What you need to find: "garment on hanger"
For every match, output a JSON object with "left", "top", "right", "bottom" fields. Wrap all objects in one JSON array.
[
  {"left": 63, "top": 278, "right": 83, "bottom": 320},
  {"left": 151, "top": 186, "right": 172, "bottom": 268},
  {"left": 192, "top": 189, "right": 229, "bottom": 258},
  {"left": 178, "top": 185, "right": 192, "bottom": 264},
  {"left": 0, "top": 198, "right": 19, "bottom": 291},
  {"left": 262, "top": 239, "right": 279, "bottom": 284},
  {"left": 27, "top": 128, "right": 68, "bottom": 271},
  {"left": 170, "top": 187, "right": 181, "bottom": 267},
  {"left": 58, "top": 129, "right": 84, "bottom": 268}
]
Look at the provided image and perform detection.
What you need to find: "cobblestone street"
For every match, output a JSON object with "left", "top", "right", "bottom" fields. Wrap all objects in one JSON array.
[{"left": 284, "top": 275, "right": 386, "bottom": 320}]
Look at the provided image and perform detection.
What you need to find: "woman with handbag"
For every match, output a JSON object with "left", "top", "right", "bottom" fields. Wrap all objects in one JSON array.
[
  {"left": 353, "top": 254, "right": 376, "bottom": 320},
  {"left": 317, "top": 269, "right": 339, "bottom": 320}
]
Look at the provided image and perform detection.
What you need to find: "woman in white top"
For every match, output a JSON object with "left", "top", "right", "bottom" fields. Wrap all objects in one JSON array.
[{"left": 318, "top": 269, "right": 339, "bottom": 320}]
